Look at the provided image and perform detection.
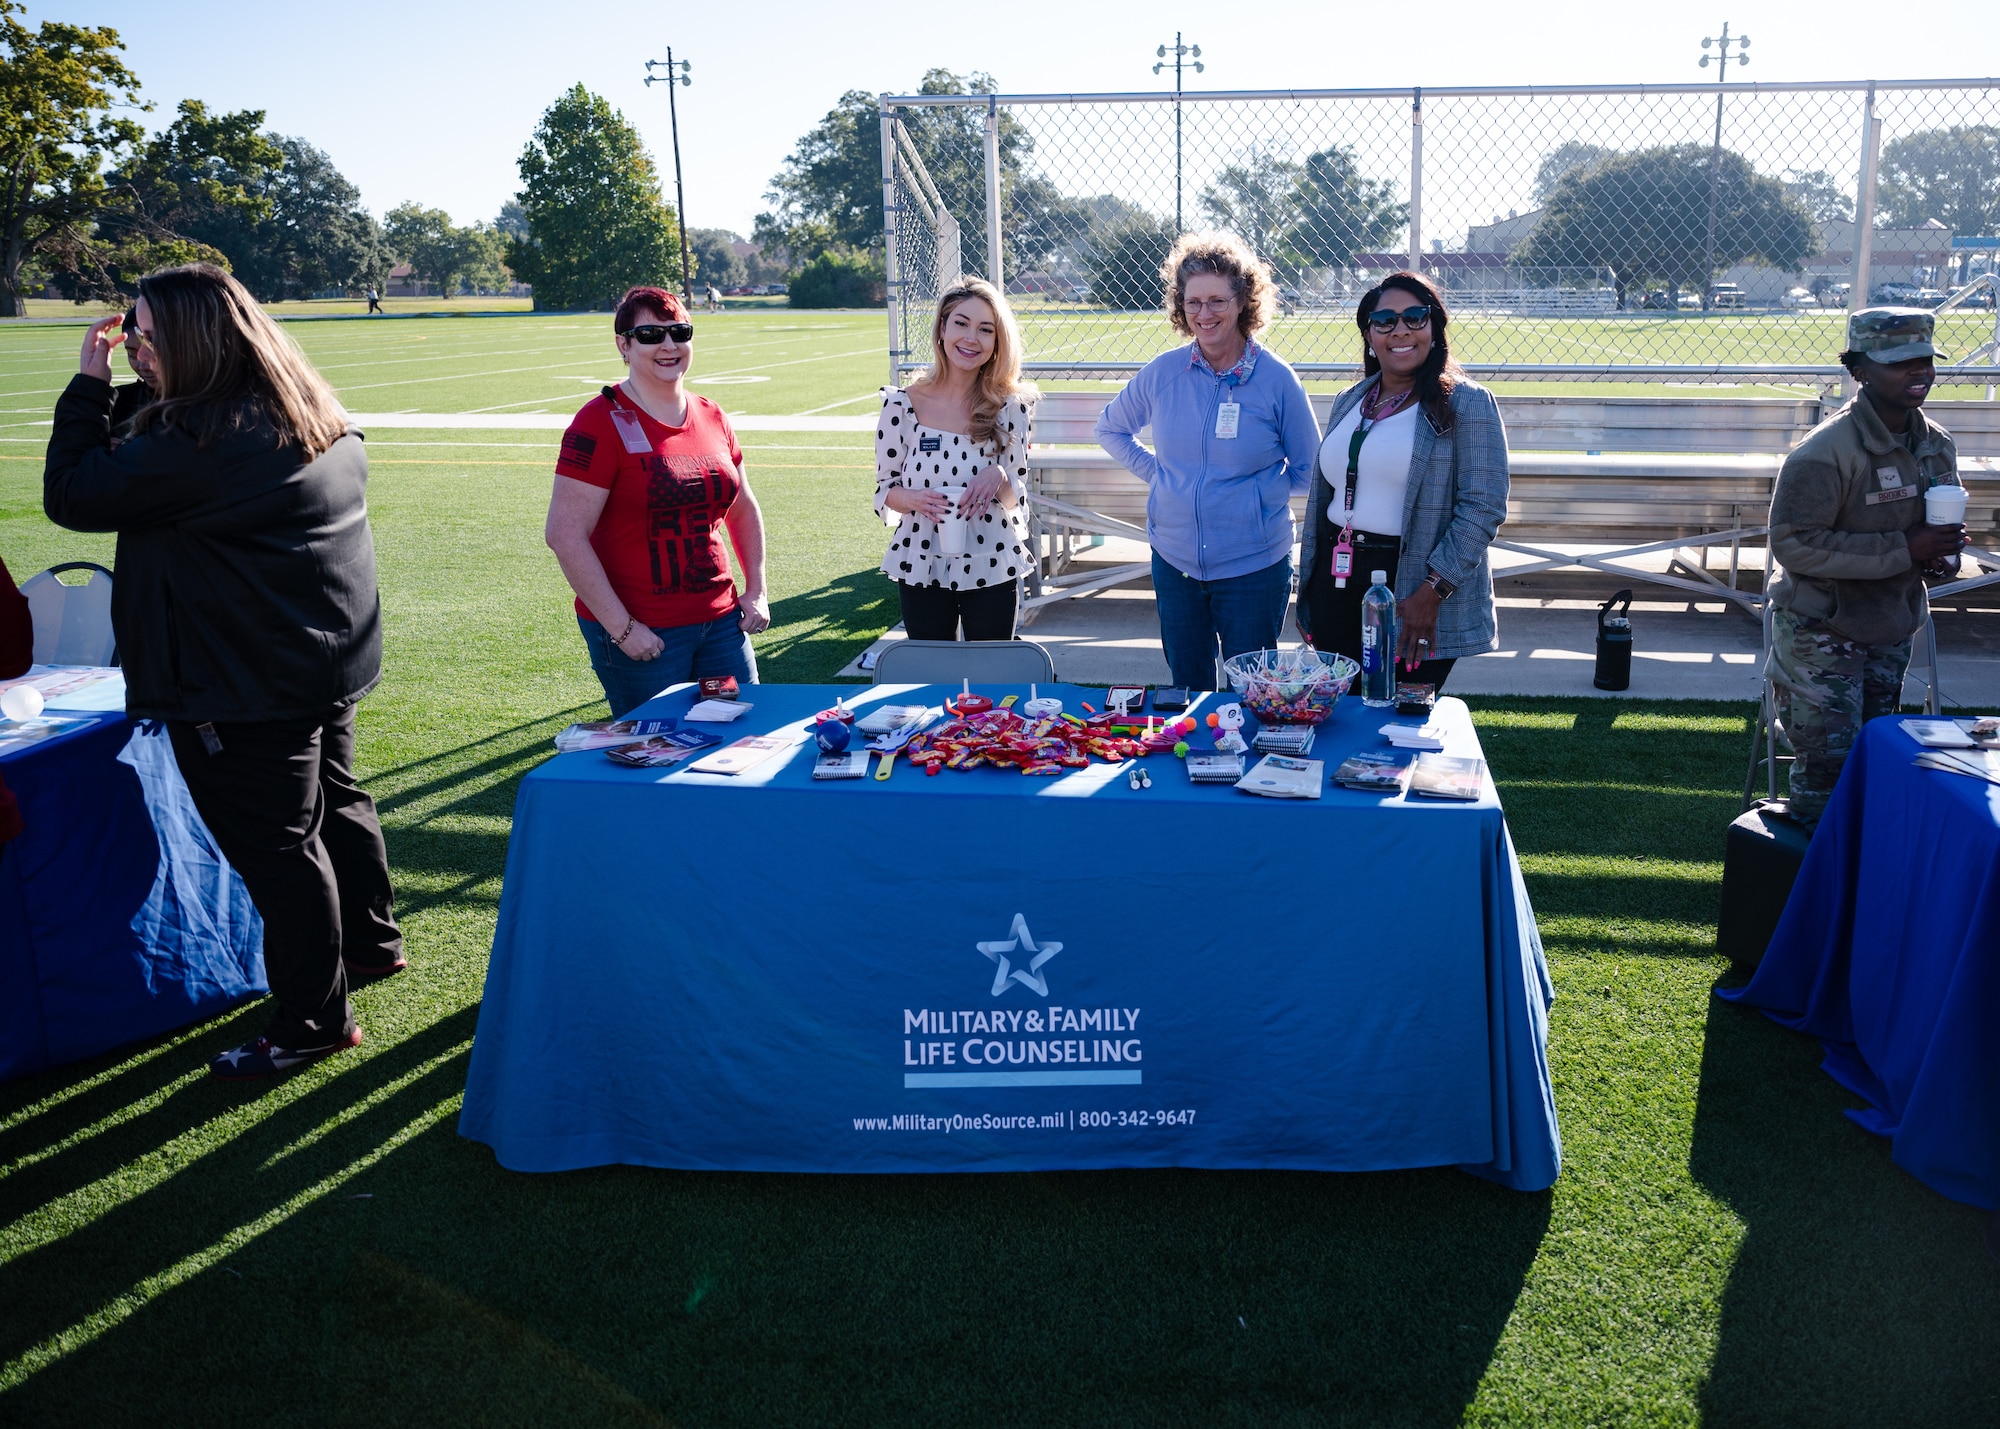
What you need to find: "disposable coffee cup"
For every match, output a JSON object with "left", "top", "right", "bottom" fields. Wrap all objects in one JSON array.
[
  {"left": 1925, "top": 484, "right": 1969, "bottom": 526},
  {"left": 938, "top": 484, "right": 970, "bottom": 555}
]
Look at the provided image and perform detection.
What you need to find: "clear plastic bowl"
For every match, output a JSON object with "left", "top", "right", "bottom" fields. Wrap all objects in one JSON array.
[{"left": 1222, "top": 648, "right": 1359, "bottom": 725}]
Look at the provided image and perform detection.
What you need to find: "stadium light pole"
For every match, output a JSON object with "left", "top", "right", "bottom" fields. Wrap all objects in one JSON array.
[
  {"left": 1697, "top": 24, "right": 1749, "bottom": 312},
  {"left": 1153, "top": 34, "right": 1203, "bottom": 234},
  {"left": 644, "top": 48, "right": 695, "bottom": 304}
]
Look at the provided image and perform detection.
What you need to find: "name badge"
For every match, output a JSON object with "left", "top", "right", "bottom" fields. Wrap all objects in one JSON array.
[
  {"left": 607, "top": 407, "right": 654, "bottom": 455},
  {"left": 1215, "top": 401, "right": 1241, "bottom": 440},
  {"left": 919, "top": 433, "right": 942, "bottom": 453},
  {"left": 1865, "top": 485, "right": 1917, "bottom": 505}
]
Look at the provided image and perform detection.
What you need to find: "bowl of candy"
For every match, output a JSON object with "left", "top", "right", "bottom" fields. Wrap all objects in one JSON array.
[{"left": 1222, "top": 648, "right": 1359, "bottom": 725}]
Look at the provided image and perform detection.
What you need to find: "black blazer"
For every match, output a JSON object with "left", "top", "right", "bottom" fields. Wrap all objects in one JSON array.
[{"left": 43, "top": 373, "right": 383, "bottom": 724}]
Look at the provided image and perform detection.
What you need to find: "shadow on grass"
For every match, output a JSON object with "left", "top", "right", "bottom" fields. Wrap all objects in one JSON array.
[
  {"left": 6, "top": 1117, "right": 1552, "bottom": 1426},
  {"left": 1690, "top": 991, "right": 2000, "bottom": 1426},
  {"left": 758, "top": 568, "right": 896, "bottom": 684},
  {"left": 0, "top": 1006, "right": 479, "bottom": 1376}
]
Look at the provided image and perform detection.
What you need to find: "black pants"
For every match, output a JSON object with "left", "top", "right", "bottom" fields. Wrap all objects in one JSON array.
[
  {"left": 1303, "top": 530, "right": 1457, "bottom": 692},
  {"left": 167, "top": 706, "right": 402, "bottom": 1040},
  {"left": 897, "top": 580, "right": 1019, "bottom": 642}
]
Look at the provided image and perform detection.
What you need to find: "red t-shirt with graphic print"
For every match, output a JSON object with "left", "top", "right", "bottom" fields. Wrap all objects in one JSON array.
[{"left": 556, "top": 388, "right": 744, "bottom": 629}]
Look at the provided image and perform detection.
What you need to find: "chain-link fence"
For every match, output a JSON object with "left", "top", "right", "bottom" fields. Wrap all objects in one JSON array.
[{"left": 880, "top": 81, "right": 2000, "bottom": 389}]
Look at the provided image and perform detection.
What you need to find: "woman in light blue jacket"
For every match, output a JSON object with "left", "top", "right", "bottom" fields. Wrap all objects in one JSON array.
[
  {"left": 1095, "top": 232, "right": 1322, "bottom": 690},
  {"left": 1297, "top": 271, "right": 1509, "bottom": 689}
]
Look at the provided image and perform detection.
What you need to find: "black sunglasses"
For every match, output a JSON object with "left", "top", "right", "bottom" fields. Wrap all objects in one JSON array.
[
  {"left": 1366, "top": 304, "right": 1433, "bottom": 333},
  {"left": 619, "top": 322, "right": 694, "bottom": 345}
]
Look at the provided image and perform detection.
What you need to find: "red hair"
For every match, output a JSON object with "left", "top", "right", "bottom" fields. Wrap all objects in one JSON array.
[{"left": 613, "top": 286, "right": 685, "bottom": 331}]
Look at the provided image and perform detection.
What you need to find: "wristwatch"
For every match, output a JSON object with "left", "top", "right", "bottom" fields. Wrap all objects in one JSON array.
[{"left": 1423, "top": 570, "right": 1457, "bottom": 600}]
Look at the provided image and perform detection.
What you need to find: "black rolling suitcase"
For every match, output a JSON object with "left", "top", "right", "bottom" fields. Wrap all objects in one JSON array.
[{"left": 1716, "top": 802, "right": 1811, "bottom": 971}]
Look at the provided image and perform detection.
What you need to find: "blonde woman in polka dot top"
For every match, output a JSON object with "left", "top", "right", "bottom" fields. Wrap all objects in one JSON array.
[{"left": 874, "top": 277, "right": 1037, "bottom": 640}]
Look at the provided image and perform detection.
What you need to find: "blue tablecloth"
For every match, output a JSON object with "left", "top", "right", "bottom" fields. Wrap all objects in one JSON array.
[
  {"left": 462, "top": 683, "right": 1560, "bottom": 1188},
  {"left": 1722, "top": 719, "right": 1998, "bottom": 1210},
  {"left": 0, "top": 713, "right": 264, "bottom": 1083}
]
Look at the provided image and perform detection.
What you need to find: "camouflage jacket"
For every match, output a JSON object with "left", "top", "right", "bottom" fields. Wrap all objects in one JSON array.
[{"left": 1768, "top": 395, "right": 1957, "bottom": 646}]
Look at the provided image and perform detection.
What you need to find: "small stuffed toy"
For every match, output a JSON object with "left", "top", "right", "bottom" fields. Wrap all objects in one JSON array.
[{"left": 1208, "top": 702, "right": 1248, "bottom": 754}]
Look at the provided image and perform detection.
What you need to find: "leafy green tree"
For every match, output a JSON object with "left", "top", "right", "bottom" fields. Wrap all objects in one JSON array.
[
  {"left": 1876, "top": 125, "right": 2000, "bottom": 236},
  {"left": 1200, "top": 147, "right": 1302, "bottom": 268},
  {"left": 1287, "top": 145, "right": 1406, "bottom": 273},
  {"left": 248, "top": 136, "right": 390, "bottom": 298},
  {"left": 0, "top": 0, "right": 145, "bottom": 313},
  {"left": 457, "top": 223, "right": 510, "bottom": 294},
  {"left": 507, "top": 84, "right": 685, "bottom": 310},
  {"left": 91, "top": 100, "right": 281, "bottom": 289},
  {"left": 386, "top": 203, "right": 464, "bottom": 296},
  {"left": 787, "top": 248, "right": 885, "bottom": 307},
  {"left": 688, "top": 227, "right": 746, "bottom": 288},
  {"left": 758, "top": 70, "right": 1042, "bottom": 276},
  {"left": 1082, "top": 213, "right": 1177, "bottom": 309},
  {"left": 1512, "top": 144, "right": 1816, "bottom": 309},
  {"left": 1532, "top": 142, "right": 1614, "bottom": 206},
  {"left": 1781, "top": 168, "right": 1854, "bottom": 225},
  {"left": 494, "top": 198, "right": 530, "bottom": 243}
]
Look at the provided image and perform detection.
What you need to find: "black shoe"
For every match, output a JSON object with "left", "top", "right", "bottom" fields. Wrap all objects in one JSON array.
[
  {"left": 210, "top": 1010, "right": 362, "bottom": 1080},
  {"left": 343, "top": 953, "right": 408, "bottom": 984}
]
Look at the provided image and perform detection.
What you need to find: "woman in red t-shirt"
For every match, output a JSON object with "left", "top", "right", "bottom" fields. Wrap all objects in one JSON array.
[{"left": 545, "top": 287, "right": 770, "bottom": 716}]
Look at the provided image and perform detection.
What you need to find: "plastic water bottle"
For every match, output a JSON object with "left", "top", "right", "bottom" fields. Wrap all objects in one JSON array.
[{"left": 1361, "top": 570, "right": 1397, "bottom": 707}]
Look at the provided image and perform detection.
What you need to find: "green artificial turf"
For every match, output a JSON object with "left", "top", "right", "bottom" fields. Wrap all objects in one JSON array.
[{"left": 2, "top": 315, "right": 1997, "bottom": 1424}]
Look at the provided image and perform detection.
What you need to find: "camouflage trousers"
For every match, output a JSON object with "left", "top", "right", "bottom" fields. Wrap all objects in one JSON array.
[{"left": 1768, "top": 606, "right": 1911, "bottom": 828}]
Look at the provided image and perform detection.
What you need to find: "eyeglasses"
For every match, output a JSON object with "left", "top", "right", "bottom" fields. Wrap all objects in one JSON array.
[
  {"left": 1367, "top": 305, "right": 1433, "bottom": 333},
  {"left": 620, "top": 322, "right": 694, "bottom": 345},
  {"left": 1184, "top": 297, "right": 1240, "bottom": 315}
]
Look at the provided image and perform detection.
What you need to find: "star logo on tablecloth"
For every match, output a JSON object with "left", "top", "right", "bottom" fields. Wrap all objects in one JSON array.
[{"left": 977, "top": 914, "right": 1062, "bottom": 997}]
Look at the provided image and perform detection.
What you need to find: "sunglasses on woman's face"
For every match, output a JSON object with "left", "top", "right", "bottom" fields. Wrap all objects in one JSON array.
[
  {"left": 620, "top": 322, "right": 695, "bottom": 345},
  {"left": 1367, "top": 305, "right": 1433, "bottom": 333}
]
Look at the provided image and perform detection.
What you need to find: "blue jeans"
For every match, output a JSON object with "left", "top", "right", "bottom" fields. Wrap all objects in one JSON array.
[
  {"left": 577, "top": 612, "right": 758, "bottom": 717},
  {"left": 1150, "top": 552, "right": 1292, "bottom": 691}
]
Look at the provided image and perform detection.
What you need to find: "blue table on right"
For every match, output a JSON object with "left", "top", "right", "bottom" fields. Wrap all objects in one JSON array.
[{"left": 1723, "top": 718, "right": 1999, "bottom": 1210}]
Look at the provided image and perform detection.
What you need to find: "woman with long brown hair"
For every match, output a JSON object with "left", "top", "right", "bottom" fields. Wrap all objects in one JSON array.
[
  {"left": 45, "top": 263, "right": 403, "bottom": 1080},
  {"left": 1296, "top": 270, "right": 1509, "bottom": 689},
  {"left": 874, "top": 277, "right": 1037, "bottom": 640}
]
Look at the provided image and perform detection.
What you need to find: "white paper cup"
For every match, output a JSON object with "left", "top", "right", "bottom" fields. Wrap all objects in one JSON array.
[
  {"left": 1925, "top": 484, "right": 1969, "bottom": 526},
  {"left": 938, "top": 484, "right": 970, "bottom": 556}
]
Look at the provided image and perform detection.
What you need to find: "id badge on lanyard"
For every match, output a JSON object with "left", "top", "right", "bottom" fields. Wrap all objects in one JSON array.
[
  {"left": 1214, "top": 371, "right": 1242, "bottom": 440},
  {"left": 608, "top": 405, "right": 655, "bottom": 455},
  {"left": 1331, "top": 422, "right": 1369, "bottom": 588}
]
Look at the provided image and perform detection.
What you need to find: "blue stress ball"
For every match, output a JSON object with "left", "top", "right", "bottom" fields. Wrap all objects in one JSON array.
[{"left": 814, "top": 718, "right": 851, "bottom": 753}]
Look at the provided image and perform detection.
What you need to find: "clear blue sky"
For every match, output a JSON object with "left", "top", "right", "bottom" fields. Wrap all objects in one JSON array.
[{"left": 39, "top": 0, "right": 2000, "bottom": 239}]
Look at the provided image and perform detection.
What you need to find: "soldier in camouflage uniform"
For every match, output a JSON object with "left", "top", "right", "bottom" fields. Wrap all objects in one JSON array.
[{"left": 1766, "top": 308, "right": 1970, "bottom": 828}]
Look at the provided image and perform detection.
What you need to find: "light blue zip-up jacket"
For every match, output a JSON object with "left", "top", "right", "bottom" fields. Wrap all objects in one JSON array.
[{"left": 1094, "top": 342, "right": 1323, "bottom": 581}]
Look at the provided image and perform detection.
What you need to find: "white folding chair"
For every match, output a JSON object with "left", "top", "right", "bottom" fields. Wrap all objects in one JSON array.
[
  {"left": 871, "top": 638, "right": 1056, "bottom": 686},
  {"left": 21, "top": 562, "right": 117, "bottom": 666}
]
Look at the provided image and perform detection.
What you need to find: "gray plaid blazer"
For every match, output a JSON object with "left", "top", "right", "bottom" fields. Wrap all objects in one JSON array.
[{"left": 1296, "top": 375, "right": 1509, "bottom": 660}]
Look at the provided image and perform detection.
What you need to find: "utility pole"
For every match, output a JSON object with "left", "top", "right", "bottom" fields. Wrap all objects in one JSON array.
[
  {"left": 1153, "top": 34, "right": 1203, "bottom": 234},
  {"left": 644, "top": 47, "right": 695, "bottom": 304},
  {"left": 1698, "top": 24, "right": 1749, "bottom": 311}
]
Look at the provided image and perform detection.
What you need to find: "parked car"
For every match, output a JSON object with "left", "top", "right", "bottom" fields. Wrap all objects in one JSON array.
[
  {"left": 1709, "top": 283, "right": 1746, "bottom": 309},
  {"left": 1678, "top": 292, "right": 1704, "bottom": 310},
  {"left": 1780, "top": 287, "right": 1815, "bottom": 308},
  {"left": 1870, "top": 282, "right": 1921, "bottom": 304},
  {"left": 1812, "top": 281, "right": 1852, "bottom": 308},
  {"left": 1638, "top": 290, "right": 1676, "bottom": 310}
]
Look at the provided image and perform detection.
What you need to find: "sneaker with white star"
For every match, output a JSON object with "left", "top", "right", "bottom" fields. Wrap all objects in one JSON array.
[{"left": 208, "top": 1022, "right": 362, "bottom": 1079}]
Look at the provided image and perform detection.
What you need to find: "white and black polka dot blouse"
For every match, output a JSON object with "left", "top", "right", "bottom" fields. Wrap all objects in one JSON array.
[{"left": 874, "top": 386, "right": 1034, "bottom": 591}]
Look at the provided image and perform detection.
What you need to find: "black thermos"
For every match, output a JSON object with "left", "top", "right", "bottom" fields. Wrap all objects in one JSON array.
[{"left": 1595, "top": 590, "right": 1633, "bottom": 691}]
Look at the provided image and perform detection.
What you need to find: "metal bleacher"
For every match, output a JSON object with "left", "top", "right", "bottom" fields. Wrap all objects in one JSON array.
[{"left": 1020, "top": 391, "right": 2000, "bottom": 618}]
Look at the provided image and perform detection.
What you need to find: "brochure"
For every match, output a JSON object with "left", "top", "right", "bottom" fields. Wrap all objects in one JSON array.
[
  {"left": 0, "top": 666, "right": 125, "bottom": 712},
  {"left": 555, "top": 717, "right": 678, "bottom": 752},
  {"left": 1899, "top": 717, "right": 1984, "bottom": 749},
  {"left": 0, "top": 714, "right": 100, "bottom": 755},
  {"left": 1912, "top": 748, "right": 2000, "bottom": 785},
  {"left": 854, "top": 703, "right": 930, "bottom": 735},
  {"left": 1408, "top": 753, "right": 1486, "bottom": 801},
  {"left": 1185, "top": 752, "right": 1246, "bottom": 784},
  {"left": 603, "top": 731, "right": 721, "bottom": 768},
  {"left": 1332, "top": 750, "right": 1414, "bottom": 793},
  {"left": 688, "top": 733, "right": 800, "bottom": 775},
  {"left": 812, "top": 750, "right": 872, "bottom": 780},
  {"left": 1235, "top": 754, "right": 1324, "bottom": 799}
]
